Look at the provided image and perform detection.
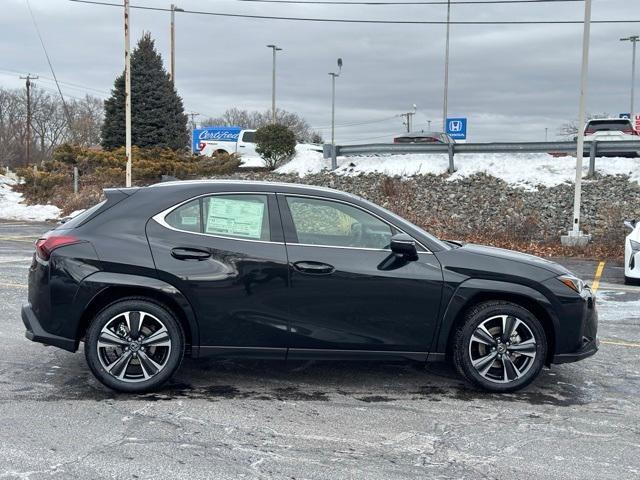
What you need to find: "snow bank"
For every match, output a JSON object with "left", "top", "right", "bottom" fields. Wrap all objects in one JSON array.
[
  {"left": 275, "top": 149, "right": 640, "bottom": 189},
  {"left": 0, "top": 175, "right": 60, "bottom": 222}
]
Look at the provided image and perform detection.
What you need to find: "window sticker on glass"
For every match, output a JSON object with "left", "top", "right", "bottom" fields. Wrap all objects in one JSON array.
[
  {"left": 181, "top": 216, "right": 199, "bottom": 226},
  {"left": 205, "top": 198, "right": 265, "bottom": 239}
]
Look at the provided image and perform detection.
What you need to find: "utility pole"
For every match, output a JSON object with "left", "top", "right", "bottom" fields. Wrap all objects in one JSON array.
[
  {"left": 562, "top": 0, "right": 592, "bottom": 247},
  {"left": 442, "top": 0, "right": 452, "bottom": 131},
  {"left": 545, "top": 127, "right": 548, "bottom": 142},
  {"left": 329, "top": 58, "right": 343, "bottom": 170},
  {"left": 20, "top": 74, "right": 38, "bottom": 165},
  {"left": 124, "top": 0, "right": 132, "bottom": 187},
  {"left": 401, "top": 106, "right": 417, "bottom": 133},
  {"left": 170, "top": 4, "right": 184, "bottom": 84},
  {"left": 621, "top": 35, "right": 639, "bottom": 117},
  {"left": 266, "top": 45, "right": 282, "bottom": 123},
  {"left": 187, "top": 111, "right": 200, "bottom": 130},
  {"left": 428, "top": 120, "right": 432, "bottom": 130}
]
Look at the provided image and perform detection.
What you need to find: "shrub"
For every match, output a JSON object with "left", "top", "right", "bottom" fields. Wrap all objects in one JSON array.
[
  {"left": 255, "top": 124, "right": 297, "bottom": 170},
  {"left": 16, "top": 144, "right": 241, "bottom": 214}
]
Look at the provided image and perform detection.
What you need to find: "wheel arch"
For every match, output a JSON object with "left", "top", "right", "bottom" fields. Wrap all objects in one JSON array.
[
  {"left": 435, "top": 279, "right": 558, "bottom": 364},
  {"left": 75, "top": 273, "right": 200, "bottom": 357}
]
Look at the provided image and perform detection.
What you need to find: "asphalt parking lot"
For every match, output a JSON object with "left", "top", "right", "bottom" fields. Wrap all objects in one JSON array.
[{"left": 0, "top": 222, "right": 639, "bottom": 480}]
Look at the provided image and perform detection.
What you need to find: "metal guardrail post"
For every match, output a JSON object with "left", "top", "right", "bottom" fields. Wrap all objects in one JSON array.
[
  {"left": 448, "top": 143, "right": 455, "bottom": 173},
  {"left": 331, "top": 145, "right": 338, "bottom": 170},
  {"left": 587, "top": 141, "right": 597, "bottom": 178}
]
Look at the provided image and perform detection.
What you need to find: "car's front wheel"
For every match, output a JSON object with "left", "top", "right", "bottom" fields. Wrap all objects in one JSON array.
[
  {"left": 85, "top": 298, "right": 185, "bottom": 393},
  {"left": 453, "top": 301, "right": 547, "bottom": 392}
]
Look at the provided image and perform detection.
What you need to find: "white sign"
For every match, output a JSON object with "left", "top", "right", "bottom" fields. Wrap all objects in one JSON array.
[{"left": 205, "top": 198, "right": 265, "bottom": 239}]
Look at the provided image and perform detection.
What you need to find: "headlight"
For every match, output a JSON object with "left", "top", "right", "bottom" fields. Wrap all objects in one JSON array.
[
  {"left": 630, "top": 239, "right": 640, "bottom": 253},
  {"left": 558, "top": 274, "right": 585, "bottom": 294}
]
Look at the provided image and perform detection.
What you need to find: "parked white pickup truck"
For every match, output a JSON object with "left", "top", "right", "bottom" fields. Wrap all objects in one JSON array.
[{"left": 197, "top": 129, "right": 258, "bottom": 158}]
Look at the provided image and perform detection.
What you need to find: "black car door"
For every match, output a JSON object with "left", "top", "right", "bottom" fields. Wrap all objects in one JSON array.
[
  {"left": 278, "top": 194, "right": 443, "bottom": 359},
  {"left": 146, "top": 192, "right": 290, "bottom": 358}
]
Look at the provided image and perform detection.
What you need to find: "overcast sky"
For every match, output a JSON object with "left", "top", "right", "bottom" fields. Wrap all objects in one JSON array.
[{"left": 0, "top": 0, "right": 637, "bottom": 142}]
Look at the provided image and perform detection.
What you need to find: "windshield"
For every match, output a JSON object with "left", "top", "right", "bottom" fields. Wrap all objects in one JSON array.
[{"left": 357, "top": 197, "right": 451, "bottom": 251}]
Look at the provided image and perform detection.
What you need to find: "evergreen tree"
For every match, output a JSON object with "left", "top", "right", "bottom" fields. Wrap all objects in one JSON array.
[{"left": 101, "top": 32, "right": 188, "bottom": 150}]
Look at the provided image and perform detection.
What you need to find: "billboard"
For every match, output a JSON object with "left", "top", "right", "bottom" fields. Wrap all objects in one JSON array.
[{"left": 192, "top": 126, "right": 242, "bottom": 153}]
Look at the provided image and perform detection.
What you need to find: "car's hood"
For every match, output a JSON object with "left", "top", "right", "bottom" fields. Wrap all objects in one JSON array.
[{"left": 457, "top": 243, "right": 571, "bottom": 276}]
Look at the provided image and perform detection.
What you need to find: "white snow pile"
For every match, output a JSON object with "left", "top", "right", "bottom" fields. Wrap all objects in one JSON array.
[
  {"left": 0, "top": 174, "right": 60, "bottom": 222},
  {"left": 275, "top": 149, "right": 640, "bottom": 189}
]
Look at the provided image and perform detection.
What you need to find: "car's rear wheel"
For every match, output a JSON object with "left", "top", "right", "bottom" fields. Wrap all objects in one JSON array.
[
  {"left": 85, "top": 298, "right": 184, "bottom": 393},
  {"left": 453, "top": 301, "right": 547, "bottom": 393}
]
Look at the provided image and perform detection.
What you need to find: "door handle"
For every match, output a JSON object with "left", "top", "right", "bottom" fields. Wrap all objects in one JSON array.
[
  {"left": 171, "top": 247, "right": 211, "bottom": 260},
  {"left": 293, "top": 261, "right": 335, "bottom": 275}
]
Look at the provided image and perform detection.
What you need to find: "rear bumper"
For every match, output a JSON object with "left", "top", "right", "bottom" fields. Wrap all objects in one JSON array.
[
  {"left": 21, "top": 303, "right": 77, "bottom": 352},
  {"left": 552, "top": 336, "right": 599, "bottom": 364}
]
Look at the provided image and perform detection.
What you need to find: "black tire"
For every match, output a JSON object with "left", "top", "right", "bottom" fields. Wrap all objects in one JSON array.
[
  {"left": 85, "top": 298, "right": 185, "bottom": 393},
  {"left": 453, "top": 300, "right": 547, "bottom": 393},
  {"left": 624, "top": 275, "right": 640, "bottom": 286}
]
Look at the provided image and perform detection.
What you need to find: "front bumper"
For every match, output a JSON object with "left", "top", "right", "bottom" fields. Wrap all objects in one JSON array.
[
  {"left": 551, "top": 286, "right": 598, "bottom": 364},
  {"left": 21, "top": 303, "right": 77, "bottom": 352},
  {"left": 552, "top": 335, "right": 599, "bottom": 363}
]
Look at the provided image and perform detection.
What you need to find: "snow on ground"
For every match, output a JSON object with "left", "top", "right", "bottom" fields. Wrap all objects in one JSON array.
[
  {"left": 0, "top": 175, "right": 60, "bottom": 222},
  {"left": 274, "top": 149, "right": 640, "bottom": 189}
]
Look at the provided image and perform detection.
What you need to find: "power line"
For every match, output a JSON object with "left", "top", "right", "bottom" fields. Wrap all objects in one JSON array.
[
  {"left": 0, "top": 68, "right": 109, "bottom": 95},
  {"left": 26, "top": 0, "right": 75, "bottom": 133},
  {"left": 68, "top": 0, "right": 640, "bottom": 24},
  {"left": 236, "top": 0, "right": 584, "bottom": 5},
  {"left": 312, "top": 114, "right": 400, "bottom": 129}
]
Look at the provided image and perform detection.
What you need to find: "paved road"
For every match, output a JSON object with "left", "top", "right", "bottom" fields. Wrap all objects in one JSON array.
[{"left": 0, "top": 222, "right": 638, "bottom": 479}]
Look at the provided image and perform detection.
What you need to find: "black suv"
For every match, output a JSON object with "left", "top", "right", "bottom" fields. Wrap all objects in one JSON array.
[{"left": 22, "top": 180, "right": 598, "bottom": 393}]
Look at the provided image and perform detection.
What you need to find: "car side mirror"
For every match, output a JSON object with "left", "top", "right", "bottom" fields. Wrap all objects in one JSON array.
[
  {"left": 390, "top": 233, "right": 418, "bottom": 260},
  {"left": 624, "top": 220, "right": 637, "bottom": 231}
]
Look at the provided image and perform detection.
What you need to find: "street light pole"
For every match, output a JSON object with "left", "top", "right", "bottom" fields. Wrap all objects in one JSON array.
[
  {"left": 329, "top": 58, "right": 343, "bottom": 170},
  {"left": 170, "top": 4, "right": 184, "bottom": 84},
  {"left": 442, "top": 0, "right": 451, "bottom": 132},
  {"left": 266, "top": 44, "right": 282, "bottom": 123},
  {"left": 621, "top": 35, "right": 639, "bottom": 117},
  {"left": 563, "top": 0, "right": 592, "bottom": 246},
  {"left": 124, "top": 0, "right": 132, "bottom": 187}
]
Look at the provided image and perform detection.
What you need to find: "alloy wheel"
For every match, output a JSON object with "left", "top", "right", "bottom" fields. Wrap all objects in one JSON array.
[
  {"left": 468, "top": 314, "right": 538, "bottom": 384},
  {"left": 97, "top": 311, "right": 172, "bottom": 383}
]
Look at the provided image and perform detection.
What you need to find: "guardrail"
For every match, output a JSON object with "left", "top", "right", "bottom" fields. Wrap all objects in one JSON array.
[{"left": 323, "top": 140, "right": 640, "bottom": 175}]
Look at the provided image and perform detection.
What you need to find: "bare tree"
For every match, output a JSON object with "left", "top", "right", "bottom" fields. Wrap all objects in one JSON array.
[{"left": 0, "top": 86, "right": 104, "bottom": 167}]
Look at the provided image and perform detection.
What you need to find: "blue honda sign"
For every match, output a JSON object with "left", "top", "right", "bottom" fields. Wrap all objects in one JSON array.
[
  {"left": 446, "top": 118, "right": 467, "bottom": 140},
  {"left": 620, "top": 113, "right": 631, "bottom": 119},
  {"left": 192, "top": 126, "right": 242, "bottom": 153}
]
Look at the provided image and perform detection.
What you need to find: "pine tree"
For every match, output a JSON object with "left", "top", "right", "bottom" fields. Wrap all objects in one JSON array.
[{"left": 101, "top": 32, "right": 188, "bottom": 150}]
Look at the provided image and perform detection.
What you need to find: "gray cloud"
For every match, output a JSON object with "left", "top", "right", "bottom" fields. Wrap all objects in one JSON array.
[{"left": 0, "top": 0, "right": 636, "bottom": 142}]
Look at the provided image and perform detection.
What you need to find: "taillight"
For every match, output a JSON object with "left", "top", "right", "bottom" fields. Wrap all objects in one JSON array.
[
  {"left": 35, "top": 235, "right": 81, "bottom": 261},
  {"left": 198, "top": 142, "right": 205, "bottom": 150},
  {"left": 621, "top": 128, "right": 634, "bottom": 134},
  {"left": 584, "top": 128, "right": 596, "bottom": 135}
]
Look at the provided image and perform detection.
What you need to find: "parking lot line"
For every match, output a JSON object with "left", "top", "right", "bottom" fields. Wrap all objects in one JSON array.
[
  {"left": 591, "top": 261, "right": 606, "bottom": 293},
  {"left": 0, "top": 236, "right": 37, "bottom": 243},
  {"left": 600, "top": 339, "right": 640, "bottom": 348},
  {"left": 0, "top": 282, "right": 27, "bottom": 289}
]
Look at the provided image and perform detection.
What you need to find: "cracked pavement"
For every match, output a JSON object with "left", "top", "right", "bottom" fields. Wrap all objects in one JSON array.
[{"left": 0, "top": 222, "right": 639, "bottom": 479}]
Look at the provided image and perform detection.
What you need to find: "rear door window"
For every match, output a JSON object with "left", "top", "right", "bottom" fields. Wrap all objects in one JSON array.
[
  {"left": 241, "top": 131, "right": 256, "bottom": 143},
  {"left": 165, "top": 194, "right": 270, "bottom": 241}
]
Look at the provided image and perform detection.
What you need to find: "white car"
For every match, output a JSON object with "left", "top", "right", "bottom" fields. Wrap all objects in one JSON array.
[
  {"left": 583, "top": 118, "right": 640, "bottom": 157},
  {"left": 624, "top": 220, "right": 640, "bottom": 283}
]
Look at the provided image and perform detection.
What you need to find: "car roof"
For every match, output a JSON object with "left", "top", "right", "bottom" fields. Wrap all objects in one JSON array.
[
  {"left": 148, "top": 179, "right": 363, "bottom": 200},
  {"left": 395, "top": 131, "right": 446, "bottom": 137}
]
